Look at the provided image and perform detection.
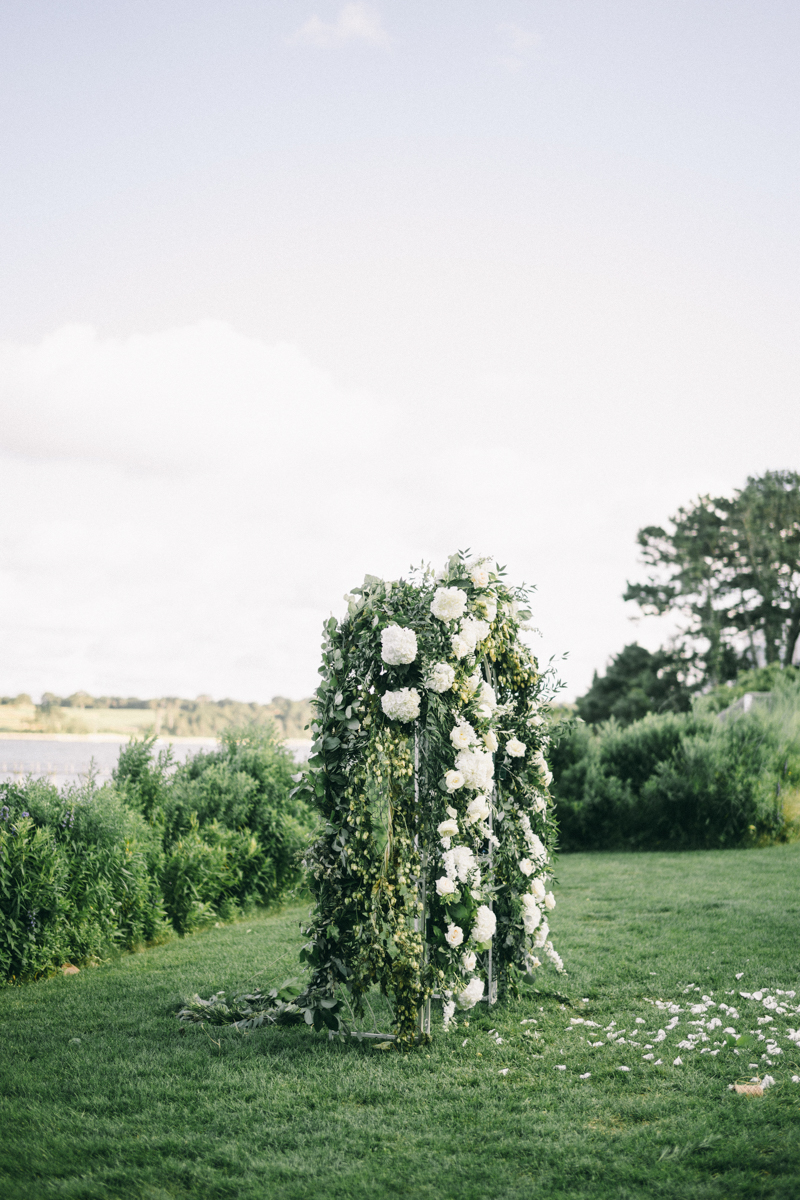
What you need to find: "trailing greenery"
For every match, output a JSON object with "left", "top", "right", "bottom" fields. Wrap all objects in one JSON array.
[
  {"left": 0, "top": 728, "right": 317, "bottom": 981},
  {"left": 551, "top": 678, "right": 800, "bottom": 851},
  {"left": 1, "top": 846, "right": 799, "bottom": 1199}
]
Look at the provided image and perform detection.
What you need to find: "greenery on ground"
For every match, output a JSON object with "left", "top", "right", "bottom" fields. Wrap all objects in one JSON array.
[
  {"left": 0, "top": 845, "right": 798, "bottom": 1199},
  {"left": 0, "top": 693, "right": 313, "bottom": 740},
  {"left": 550, "top": 672, "right": 800, "bottom": 851},
  {"left": 0, "top": 730, "right": 316, "bottom": 981}
]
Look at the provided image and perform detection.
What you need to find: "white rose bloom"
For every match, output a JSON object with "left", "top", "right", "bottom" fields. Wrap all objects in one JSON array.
[
  {"left": 532, "top": 793, "right": 547, "bottom": 815},
  {"left": 462, "top": 950, "right": 477, "bottom": 972},
  {"left": 544, "top": 891, "right": 556, "bottom": 911},
  {"left": 466, "top": 672, "right": 482, "bottom": 694},
  {"left": 446, "top": 805, "right": 458, "bottom": 818},
  {"left": 450, "top": 634, "right": 471, "bottom": 660},
  {"left": 518, "top": 858, "right": 534, "bottom": 877},
  {"left": 459, "top": 617, "right": 491, "bottom": 653},
  {"left": 436, "top": 875, "right": 457, "bottom": 897},
  {"left": 528, "top": 833, "right": 547, "bottom": 863},
  {"left": 380, "top": 624, "right": 418, "bottom": 665},
  {"left": 431, "top": 587, "right": 468, "bottom": 622},
  {"left": 469, "top": 562, "right": 491, "bottom": 588},
  {"left": 520, "top": 895, "right": 542, "bottom": 933},
  {"left": 445, "top": 923, "right": 464, "bottom": 948},
  {"left": 454, "top": 748, "right": 495, "bottom": 792},
  {"left": 531, "top": 878, "right": 547, "bottom": 901},
  {"left": 476, "top": 595, "right": 497, "bottom": 622},
  {"left": 427, "top": 662, "right": 456, "bottom": 693},
  {"left": 506, "top": 737, "right": 526, "bottom": 758},
  {"left": 529, "top": 715, "right": 544, "bottom": 727},
  {"left": 457, "top": 976, "right": 485, "bottom": 1010},
  {"left": 444, "top": 769, "right": 465, "bottom": 793},
  {"left": 380, "top": 687, "right": 421, "bottom": 723},
  {"left": 466, "top": 795, "right": 491, "bottom": 825},
  {"left": 437, "top": 817, "right": 459, "bottom": 838},
  {"left": 472, "top": 904, "right": 497, "bottom": 944},
  {"left": 451, "top": 845, "right": 478, "bottom": 883},
  {"left": 442, "top": 998, "right": 456, "bottom": 1029},
  {"left": 533, "top": 920, "right": 549, "bottom": 949},
  {"left": 479, "top": 682, "right": 498, "bottom": 711},
  {"left": 450, "top": 720, "right": 477, "bottom": 751},
  {"left": 483, "top": 729, "right": 499, "bottom": 753},
  {"left": 532, "top": 750, "right": 553, "bottom": 786}
]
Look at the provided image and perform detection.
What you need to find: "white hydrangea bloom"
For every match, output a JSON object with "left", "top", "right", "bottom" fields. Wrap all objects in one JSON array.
[
  {"left": 469, "top": 562, "right": 491, "bottom": 588},
  {"left": 450, "top": 634, "right": 471, "bottom": 660},
  {"left": 462, "top": 950, "right": 477, "bottom": 972},
  {"left": 527, "top": 833, "right": 547, "bottom": 863},
  {"left": 472, "top": 905, "right": 497, "bottom": 944},
  {"left": 518, "top": 858, "right": 534, "bottom": 876},
  {"left": 445, "top": 923, "right": 464, "bottom": 948},
  {"left": 436, "top": 875, "right": 457, "bottom": 897},
  {"left": 507, "top": 737, "right": 526, "bottom": 758},
  {"left": 426, "top": 662, "right": 456, "bottom": 693},
  {"left": 431, "top": 587, "right": 468, "bottom": 622},
  {"left": 533, "top": 920, "right": 549, "bottom": 949},
  {"left": 450, "top": 719, "right": 477, "bottom": 751},
  {"left": 380, "top": 624, "right": 418, "bottom": 665},
  {"left": 466, "top": 795, "right": 491, "bottom": 825},
  {"left": 544, "top": 891, "right": 556, "bottom": 911},
  {"left": 444, "top": 769, "right": 465, "bottom": 793},
  {"left": 454, "top": 748, "right": 495, "bottom": 792},
  {"left": 457, "top": 976, "right": 485, "bottom": 1009},
  {"left": 450, "top": 845, "right": 477, "bottom": 883},
  {"left": 531, "top": 878, "right": 547, "bottom": 901},
  {"left": 483, "top": 729, "right": 498, "bottom": 753},
  {"left": 459, "top": 617, "right": 491, "bottom": 653},
  {"left": 380, "top": 687, "right": 421, "bottom": 723},
  {"left": 437, "top": 817, "right": 459, "bottom": 838},
  {"left": 520, "top": 894, "right": 542, "bottom": 933}
]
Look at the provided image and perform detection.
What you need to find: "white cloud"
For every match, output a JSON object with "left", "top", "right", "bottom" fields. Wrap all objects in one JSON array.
[{"left": 291, "top": 3, "right": 388, "bottom": 48}]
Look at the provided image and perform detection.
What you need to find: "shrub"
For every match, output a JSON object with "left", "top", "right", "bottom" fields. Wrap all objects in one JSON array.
[{"left": 551, "top": 697, "right": 797, "bottom": 851}]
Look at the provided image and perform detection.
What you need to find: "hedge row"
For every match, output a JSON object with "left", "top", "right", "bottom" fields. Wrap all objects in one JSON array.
[
  {"left": 549, "top": 689, "right": 800, "bottom": 851},
  {"left": 0, "top": 729, "right": 316, "bottom": 983}
]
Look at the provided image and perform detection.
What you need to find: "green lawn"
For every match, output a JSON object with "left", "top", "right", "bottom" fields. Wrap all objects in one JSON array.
[{"left": 1, "top": 845, "right": 799, "bottom": 1200}]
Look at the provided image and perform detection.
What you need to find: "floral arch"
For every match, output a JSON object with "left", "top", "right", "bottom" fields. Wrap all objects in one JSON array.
[{"left": 294, "top": 552, "right": 562, "bottom": 1047}]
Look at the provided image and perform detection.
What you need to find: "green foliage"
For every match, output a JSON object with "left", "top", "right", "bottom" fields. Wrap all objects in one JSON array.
[
  {"left": 0, "top": 727, "right": 317, "bottom": 978},
  {"left": 576, "top": 643, "right": 693, "bottom": 725},
  {"left": 551, "top": 693, "right": 799, "bottom": 850},
  {"left": 625, "top": 469, "right": 800, "bottom": 684},
  {"left": 0, "top": 778, "right": 166, "bottom": 982}
]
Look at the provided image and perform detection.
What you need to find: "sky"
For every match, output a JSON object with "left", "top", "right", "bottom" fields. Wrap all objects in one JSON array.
[{"left": 1, "top": 1, "right": 799, "bottom": 704}]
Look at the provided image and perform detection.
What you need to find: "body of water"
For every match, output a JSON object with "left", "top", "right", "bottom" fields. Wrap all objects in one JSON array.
[{"left": 0, "top": 735, "right": 313, "bottom": 789}]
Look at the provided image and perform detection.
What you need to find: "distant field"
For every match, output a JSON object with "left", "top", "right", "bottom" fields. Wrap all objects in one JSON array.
[{"left": 1, "top": 844, "right": 798, "bottom": 1199}]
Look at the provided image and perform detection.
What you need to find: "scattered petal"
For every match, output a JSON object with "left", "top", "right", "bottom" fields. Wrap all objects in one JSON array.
[
  {"left": 555, "top": 1065, "right": 566, "bottom": 1070},
  {"left": 673, "top": 1057, "right": 683, "bottom": 1065},
  {"left": 579, "top": 1072, "right": 591, "bottom": 1079},
  {"left": 735, "top": 973, "right": 744, "bottom": 980},
  {"left": 762, "top": 1075, "right": 776, "bottom": 1088},
  {"left": 617, "top": 1066, "right": 631, "bottom": 1071},
  {"left": 498, "top": 1068, "right": 509, "bottom": 1076}
]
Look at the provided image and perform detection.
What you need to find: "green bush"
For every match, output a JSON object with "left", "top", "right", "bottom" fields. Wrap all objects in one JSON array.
[
  {"left": 116, "top": 726, "right": 318, "bottom": 934},
  {"left": 0, "top": 779, "right": 167, "bottom": 982},
  {"left": 550, "top": 689, "right": 799, "bottom": 851}
]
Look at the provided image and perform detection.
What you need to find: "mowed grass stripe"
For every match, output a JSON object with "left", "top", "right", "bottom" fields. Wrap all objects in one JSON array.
[{"left": 0, "top": 845, "right": 798, "bottom": 1200}]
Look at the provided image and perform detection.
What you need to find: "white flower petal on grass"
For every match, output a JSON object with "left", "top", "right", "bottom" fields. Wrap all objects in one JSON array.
[
  {"left": 498, "top": 1068, "right": 509, "bottom": 1076},
  {"left": 555, "top": 1065, "right": 566, "bottom": 1070},
  {"left": 579, "top": 1072, "right": 591, "bottom": 1079},
  {"left": 380, "top": 624, "right": 418, "bottom": 665},
  {"left": 791, "top": 1075, "right": 800, "bottom": 1083},
  {"left": 762, "top": 1074, "right": 776, "bottom": 1088},
  {"left": 673, "top": 1057, "right": 683, "bottom": 1065},
  {"left": 642, "top": 1053, "right": 654, "bottom": 1060},
  {"left": 617, "top": 1066, "right": 631, "bottom": 1072},
  {"left": 431, "top": 587, "right": 468, "bottom": 622}
]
